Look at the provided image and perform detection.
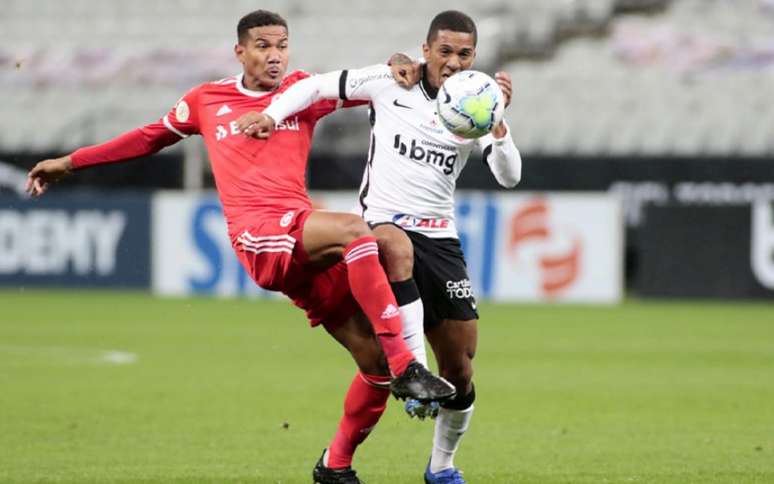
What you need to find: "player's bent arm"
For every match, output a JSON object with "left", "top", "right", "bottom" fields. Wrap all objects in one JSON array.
[
  {"left": 264, "top": 64, "right": 395, "bottom": 125},
  {"left": 262, "top": 71, "right": 341, "bottom": 125},
  {"left": 481, "top": 121, "right": 522, "bottom": 188}
]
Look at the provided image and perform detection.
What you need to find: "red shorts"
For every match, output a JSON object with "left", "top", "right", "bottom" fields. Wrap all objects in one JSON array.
[{"left": 232, "top": 209, "right": 359, "bottom": 329}]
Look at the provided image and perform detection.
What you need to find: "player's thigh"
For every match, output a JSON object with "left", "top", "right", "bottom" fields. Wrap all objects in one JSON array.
[
  {"left": 372, "top": 223, "right": 414, "bottom": 282},
  {"left": 407, "top": 231, "right": 479, "bottom": 328},
  {"left": 302, "top": 211, "right": 372, "bottom": 266},
  {"left": 426, "top": 318, "right": 478, "bottom": 386},
  {"left": 324, "top": 311, "right": 390, "bottom": 377}
]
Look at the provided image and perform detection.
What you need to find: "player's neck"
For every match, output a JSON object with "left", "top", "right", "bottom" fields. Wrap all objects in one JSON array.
[
  {"left": 241, "top": 74, "right": 277, "bottom": 93},
  {"left": 420, "top": 64, "right": 439, "bottom": 99}
]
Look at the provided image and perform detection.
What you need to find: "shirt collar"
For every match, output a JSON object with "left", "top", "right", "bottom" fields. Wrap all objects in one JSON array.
[
  {"left": 419, "top": 64, "right": 439, "bottom": 100},
  {"left": 235, "top": 73, "right": 276, "bottom": 98}
]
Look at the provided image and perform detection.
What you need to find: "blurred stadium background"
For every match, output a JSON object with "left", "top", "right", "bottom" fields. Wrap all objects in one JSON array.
[{"left": 1, "top": 1, "right": 774, "bottom": 482}]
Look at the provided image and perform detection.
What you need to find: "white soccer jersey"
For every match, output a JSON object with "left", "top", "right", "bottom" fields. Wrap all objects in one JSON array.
[{"left": 264, "top": 64, "right": 522, "bottom": 238}]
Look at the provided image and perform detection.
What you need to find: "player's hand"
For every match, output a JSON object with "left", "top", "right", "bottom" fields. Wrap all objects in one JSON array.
[
  {"left": 26, "top": 155, "right": 73, "bottom": 197},
  {"left": 495, "top": 71, "right": 512, "bottom": 108},
  {"left": 389, "top": 53, "right": 421, "bottom": 89},
  {"left": 236, "top": 111, "right": 275, "bottom": 139}
]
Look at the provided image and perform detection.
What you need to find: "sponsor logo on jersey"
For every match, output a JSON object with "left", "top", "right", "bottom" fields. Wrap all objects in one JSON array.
[
  {"left": 215, "top": 117, "right": 299, "bottom": 141},
  {"left": 349, "top": 72, "right": 392, "bottom": 90},
  {"left": 215, "top": 104, "right": 232, "bottom": 117},
  {"left": 275, "top": 117, "right": 300, "bottom": 131},
  {"left": 393, "top": 134, "right": 457, "bottom": 175},
  {"left": 446, "top": 278, "right": 474, "bottom": 300},
  {"left": 420, "top": 117, "right": 447, "bottom": 135},
  {"left": 392, "top": 214, "right": 450, "bottom": 230},
  {"left": 175, "top": 100, "right": 190, "bottom": 122},
  {"left": 392, "top": 99, "right": 412, "bottom": 109}
]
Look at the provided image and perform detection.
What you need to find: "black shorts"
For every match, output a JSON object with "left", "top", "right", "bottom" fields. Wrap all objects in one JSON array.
[{"left": 405, "top": 230, "right": 479, "bottom": 328}]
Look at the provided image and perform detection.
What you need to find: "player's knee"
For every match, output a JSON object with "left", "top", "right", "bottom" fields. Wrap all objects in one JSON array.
[
  {"left": 339, "top": 215, "right": 372, "bottom": 244},
  {"left": 377, "top": 235, "right": 414, "bottom": 280},
  {"left": 440, "top": 356, "right": 474, "bottom": 390}
]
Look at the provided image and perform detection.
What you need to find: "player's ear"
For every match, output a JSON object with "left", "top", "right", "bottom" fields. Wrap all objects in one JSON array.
[
  {"left": 422, "top": 43, "right": 430, "bottom": 62},
  {"left": 234, "top": 43, "right": 245, "bottom": 63}
]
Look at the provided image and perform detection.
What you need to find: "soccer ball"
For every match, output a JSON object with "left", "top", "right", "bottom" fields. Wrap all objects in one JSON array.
[{"left": 436, "top": 70, "right": 505, "bottom": 139}]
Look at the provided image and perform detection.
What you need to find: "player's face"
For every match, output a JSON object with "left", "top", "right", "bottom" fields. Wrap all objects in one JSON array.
[
  {"left": 235, "top": 25, "right": 289, "bottom": 91},
  {"left": 422, "top": 30, "right": 476, "bottom": 89}
]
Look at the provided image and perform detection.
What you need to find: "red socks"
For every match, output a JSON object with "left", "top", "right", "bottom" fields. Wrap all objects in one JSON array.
[
  {"left": 343, "top": 236, "right": 413, "bottom": 376},
  {"left": 327, "top": 373, "right": 391, "bottom": 469}
]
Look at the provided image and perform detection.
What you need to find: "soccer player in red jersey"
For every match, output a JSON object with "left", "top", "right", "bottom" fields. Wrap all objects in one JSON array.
[{"left": 26, "top": 10, "right": 455, "bottom": 483}]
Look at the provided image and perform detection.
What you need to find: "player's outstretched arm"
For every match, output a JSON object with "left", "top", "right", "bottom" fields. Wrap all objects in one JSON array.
[
  {"left": 26, "top": 155, "right": 73, "bottom": 196},
  {"left": 25, "top": 121, "right": 187, "bottom": 196}
]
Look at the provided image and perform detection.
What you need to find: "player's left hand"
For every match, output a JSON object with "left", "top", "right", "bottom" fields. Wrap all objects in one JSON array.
[
  {"left": 495, "top": 71, "right": 512, "bottom": 108},
  {"left": 26, "top": 155, "right": 73, "bottom": 197},
  {"left": 389, "top": 53, "right": 421, "bottom": 89},
  {"left": 236, "top": 111, "right": 276, "bottom": 139}
]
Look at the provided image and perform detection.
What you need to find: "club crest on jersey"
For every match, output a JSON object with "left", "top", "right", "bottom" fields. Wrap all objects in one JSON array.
[
  {"left": 392, "top": 214, "right": 450, "bottom": 230},
  {"left": 280, "top": 211, "right": 294, "bottom": 227},
  {"left": 175, "top": 100, "right": 190, "bottom": 122}
]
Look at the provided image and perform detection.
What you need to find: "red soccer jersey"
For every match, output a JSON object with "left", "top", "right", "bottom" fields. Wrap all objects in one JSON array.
[{"left": 71, "top": 70, "right": 355, "bottom": 238}]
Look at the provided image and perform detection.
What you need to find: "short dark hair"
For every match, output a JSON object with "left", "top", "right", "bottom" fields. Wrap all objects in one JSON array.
[
  {"left": 426, "top": 10, "right": 477, "bottom": 46},
  {"left": 237, "top": 10, "right": 288, "bottom": 43}
]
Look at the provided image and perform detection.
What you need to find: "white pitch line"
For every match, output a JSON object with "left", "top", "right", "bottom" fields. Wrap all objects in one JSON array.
[
  {"left": 0, "top": 345, "right": 138, "bottom": 366},
  {"left": 99, "top": 350, "right": 138, "bottom": 365}
]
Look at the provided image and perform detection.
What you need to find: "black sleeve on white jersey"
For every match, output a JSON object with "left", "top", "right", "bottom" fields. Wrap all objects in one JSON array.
[
  {"left": 339, "top": 70, "right": 349, "bottom": 101},
  {"left": 482, "top": 144, "right": 493, "bottom": 167}
]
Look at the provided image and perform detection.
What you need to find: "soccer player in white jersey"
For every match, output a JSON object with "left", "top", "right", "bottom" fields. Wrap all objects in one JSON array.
[{"left": 237, "top": 11, "right": 521, "bottom": 483}]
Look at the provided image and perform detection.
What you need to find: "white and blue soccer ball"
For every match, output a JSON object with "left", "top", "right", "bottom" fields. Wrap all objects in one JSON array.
[{"left": 436, "top": 70, "right": 505, "bottom": 139}]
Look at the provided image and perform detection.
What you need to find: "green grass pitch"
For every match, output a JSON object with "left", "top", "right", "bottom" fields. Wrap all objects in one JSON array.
[{"left": 1, "top": 291, "right": 773, "bottom": 483}]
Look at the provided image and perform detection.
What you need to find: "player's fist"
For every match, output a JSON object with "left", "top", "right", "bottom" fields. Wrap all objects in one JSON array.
[
  {"left": 494, "top": 71, "right": 512, "bottom": 108},
  {"left": 389, "top": 53, "right": 421, "bottom": 89},
  {"left": 236, "top": 111, "right": 275, "bottom": 139},
  {"left": 26, "top": 155, "right": 73, "bottom": 197}
]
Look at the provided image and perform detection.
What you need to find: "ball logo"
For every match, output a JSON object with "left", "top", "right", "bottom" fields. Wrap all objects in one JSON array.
[
  {"left": 279, "top": 211, "right": 294, "bottom": 228},
  {"left": 175, "top": 100, "right": 190, "bottom": 123},
  {"left": 508, "top": 199, "right": 582, "bottom": 297}
]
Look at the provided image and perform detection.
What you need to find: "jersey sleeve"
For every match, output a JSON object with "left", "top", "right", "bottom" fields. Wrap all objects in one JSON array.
[
  {"left": 477, "top": 121, "right": 522, "bottom": 188},
  {"left": 263, "top": 70, "right": 372, "bottom": 124},
  {"left": 338, "top": 64, "right": 395, "bottom": 101},
  {"left": 70, "top": 86, "right": 204, "bottom": 169},
  {"left": 308, "top": 98, "right": 369, "bottom": 120},
  {"left": 161, "top": 86, "right": 201, "bottom": 138}
]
